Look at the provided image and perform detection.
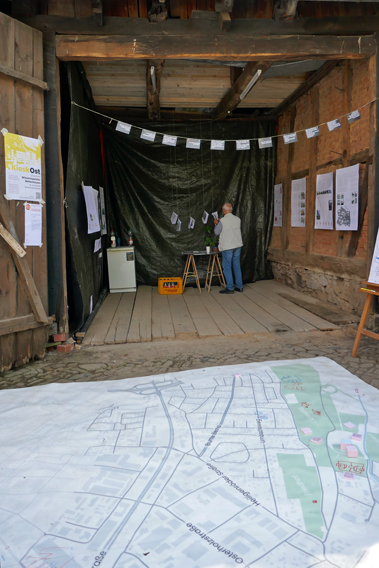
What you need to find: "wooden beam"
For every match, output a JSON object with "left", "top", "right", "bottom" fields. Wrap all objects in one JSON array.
[
  {"left": 0, "top": 222, "right": 26, "bottom": 257},
  {"left": 268, "top": 248, "right": 368, "bottom": 278},
  {"left": 91, "top": 0, "right": 104, "bottom": 26},
  {"left": 0, "top": 313, "right": 54, "bottom": 337},
  {"left": 55, "top": 34, "right": 375, "bottom": 62},
  {"left": 268, "top": 60, "right": 339, "bottom": 117},
  {"left": 0, "top": 63, "right": 49, "bottom": 91},
  {"left": 213, "top": 61, "right": 272, "bottom": 120},
  {"left": 0, "top": 198, "right": 48, "bottom": 323},
  {"left": 147, "top": 59, "right": 164, "bottom": 120},
  {"left": 18, "top": 15, "right": 379, "bottom": 36}
]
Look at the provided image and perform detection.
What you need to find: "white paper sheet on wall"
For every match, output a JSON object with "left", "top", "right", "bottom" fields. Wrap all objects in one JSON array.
[
  {"left": 274, "top": 184, "right": 283, "bottom": 227},
  {"left": 82, "top": 184, "right": 101, "bottom": 234},
  {"left": 368, "top": 229, "right": 379, "bottom": 285},
  {"left": 291, "top": 177, "right": 306, "bottom": 228},
  {"left": 335, "top": 164, "right": 359, "bottom": 231},
  {"left": 24, "top": 202, "right": 42, "bottom": 246},
  {"left": 315, "top": 172, "right": 334, "bottom": 230}
]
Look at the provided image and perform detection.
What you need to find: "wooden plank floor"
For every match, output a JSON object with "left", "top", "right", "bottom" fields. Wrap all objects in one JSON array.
[{"left": 84, "top": 281, "right": 344, "bottom": 345}]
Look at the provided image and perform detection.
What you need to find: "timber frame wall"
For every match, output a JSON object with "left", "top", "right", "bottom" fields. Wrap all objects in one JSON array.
[{"left": 270, "top": 56, "right": 379, "bottom": 319}]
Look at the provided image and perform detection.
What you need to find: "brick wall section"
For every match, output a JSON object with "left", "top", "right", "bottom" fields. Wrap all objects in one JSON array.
[{"left": 270, "top": 59, "right": 374, "bottom": 318}]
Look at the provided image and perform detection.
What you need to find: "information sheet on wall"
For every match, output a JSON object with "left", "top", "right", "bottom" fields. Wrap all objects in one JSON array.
[
  {"left": 82, "top": 184, "right": 101, "bottom": 234},
  {"left": 99, "top": 186, "right": 107, "bottom": 236},
  {"left": 4, "top": 132, "right": 42, "bottom": 201},
  {"left": 368, "top": 229, "right": 379, "bottom": 285},
  {"left": 315, "top": 172, "right": 333, "bottom": 230},
  {"left": 24, "top": 202, "right": 42, "bottom": 247},
  {"left": 274, "top": 184, "right": 283, "bottom": 227},
  {"left": 335, "top": 164, "right": 359, "bottom": 231},
  {"left": 291, "top": 177, "right": 306, "bottom": 227}
]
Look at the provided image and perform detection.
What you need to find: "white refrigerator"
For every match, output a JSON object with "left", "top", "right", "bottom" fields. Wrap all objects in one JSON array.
[{"left": 107, "top": 246, "right": 136, "bottom": 293}]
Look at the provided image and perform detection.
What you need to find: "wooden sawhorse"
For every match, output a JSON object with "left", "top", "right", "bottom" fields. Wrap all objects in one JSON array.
[
  {"left": 351, "top": 281, "right": 379, "bottom": 357},
  {"left": 205, "top": 252, "right": 226, "bottom": 293},
  {"left": 182, "top": 253, "right": 201, "bottom": 293}
]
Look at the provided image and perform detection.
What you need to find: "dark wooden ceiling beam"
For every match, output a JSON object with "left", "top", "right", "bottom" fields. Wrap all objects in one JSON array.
[
  {"left": 268, "top": 60, "right": 339, "bottom": 117},
  {"left": 55, "top": 34, "right": 375, "bottom": 61},
  {"left": 147, "top": 59, "right": 164, "bottom": 120},
  {"left": 17, "top": 15, "right": 379, "bottom": 36},
  {"left": 213, "top": 61, "right": 272, "bottom": 119}
]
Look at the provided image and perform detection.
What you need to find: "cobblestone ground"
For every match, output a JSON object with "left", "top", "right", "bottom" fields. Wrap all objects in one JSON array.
[{"left": 0, "top": 327, "right": 378, "bottom": 391}]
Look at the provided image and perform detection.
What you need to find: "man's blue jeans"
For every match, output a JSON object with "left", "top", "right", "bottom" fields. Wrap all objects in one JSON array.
[{"left": 222, "top": 247, "right": 243, "bottom": 290}]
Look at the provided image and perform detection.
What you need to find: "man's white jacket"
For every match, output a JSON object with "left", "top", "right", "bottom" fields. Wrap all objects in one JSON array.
[{"left": 218, "top": 213, "right": 243, "bottom": 252}]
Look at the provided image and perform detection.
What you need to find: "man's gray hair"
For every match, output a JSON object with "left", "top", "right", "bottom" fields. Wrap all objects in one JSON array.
[{"left": 222, "top": 203, "right": 233, "bottom": 212}]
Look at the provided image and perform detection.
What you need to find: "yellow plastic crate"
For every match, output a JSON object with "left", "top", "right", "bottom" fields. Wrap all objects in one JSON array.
[{"left": 158, "top": 277, "right": 183, "bottom": 295}]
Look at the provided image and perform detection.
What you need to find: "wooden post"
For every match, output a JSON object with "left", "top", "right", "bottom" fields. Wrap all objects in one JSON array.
[
  {"left": 282, "top": 106, "right": 296, "bottom": 250},
  {"left": 306, "top": 85, "right": 319, "bottom": 254},
  {"left": 43, "top": 31, "right": 68, "bottom": 333}
]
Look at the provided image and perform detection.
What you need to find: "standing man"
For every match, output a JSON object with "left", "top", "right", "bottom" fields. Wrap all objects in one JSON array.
[{"left": 214, "top": 203, "right": 243, "bottom": 294}]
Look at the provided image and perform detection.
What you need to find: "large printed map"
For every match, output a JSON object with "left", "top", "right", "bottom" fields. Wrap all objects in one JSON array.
[{"left": 1, "top": 357, "right": 379, "bottom": 568}]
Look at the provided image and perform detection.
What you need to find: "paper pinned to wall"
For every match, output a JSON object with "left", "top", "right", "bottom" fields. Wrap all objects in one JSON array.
[
  {"left": 94, "top": 237, "right": 101, "bottom": 253},
  {"left": 188, "top": 217, "right": 195, "bottom": 229},
  {"left": 171, "top": 211, "right": 178, "bottom": 224},
  {"left": 335, "top": 164, "right": 359, "bottom": 231},
  {"left": 4, "top": 133, "right": 42, "bottom": 201},
  {"left": 202, "top": 211, "right": 209, "bottom": 224},
  {"left": 99, "top": 186, "right": 107, "bottom": 235},
  {"left": 274, "top": 184, "right": 283, "bottom": 227},
  {"left": 176, "top": 219, "right": 181, "bottom": 232},
  {"left": 315, "top": 172, "right": 334, "bottom": 230},
  {"left": 24, "top": 202, "right": 42, "bottom": 247},
  {"left": 212, "top": 211, "right": 218, "bottom": 220},
  {"left": 368, "top": 228, "right": 379, "bottom": 285},
  {"left": 82, "top": 184, "right": 101, "bottom": 234},
  {"left": 291, "top": 177, "right": 306, "bottom": 228}
]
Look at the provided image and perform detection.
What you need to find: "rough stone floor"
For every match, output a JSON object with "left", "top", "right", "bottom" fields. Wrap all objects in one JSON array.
[{"left": 0, "top": 328, "right": 378, "bottom": 391}]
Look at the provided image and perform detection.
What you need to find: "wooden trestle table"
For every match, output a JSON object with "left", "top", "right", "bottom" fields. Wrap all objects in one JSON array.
[{"left": 182, "top": 250, "right": 226, "bottom": 294}]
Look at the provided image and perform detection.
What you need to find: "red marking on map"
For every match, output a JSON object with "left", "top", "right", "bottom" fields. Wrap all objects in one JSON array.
[
  {"left": 336, "top": 461, "right": 365, "bottom": 475},
  {"left": 25, "top": 548, "right": 75, "bottom": 568},
  {"left": 312, "top": 500, "right": 317, "bottom": 503}
]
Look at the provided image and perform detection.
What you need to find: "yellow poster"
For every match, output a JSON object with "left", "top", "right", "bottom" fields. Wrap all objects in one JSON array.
[{"left": 4, "top": 132, "right": 42, "bottom": 201}]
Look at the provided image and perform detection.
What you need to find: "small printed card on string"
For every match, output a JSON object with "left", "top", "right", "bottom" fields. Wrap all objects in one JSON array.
[
  {"left": 115, "top": 121, "right": 131, "bottom": 135},
  {"left": 171, "top": 211, "right": 178, "bottom": 224},
  {"left": 188, "top": 217, "right": 195, "bottom": 229},
  {"left": 177, "top": 219, "right": 181, "bottom": 232},
  {"left": 210, "top": 140, "right": 225, "bottom": 151},
  {"left": 258, "top": 137, "right": 273, "bottom": 149},
  {"left": 162, "top": 135, "right": 177, "bottom": 147},
  {"left": 202, "top": 211, "right": 209, "bottom": 224},
  {"left": 327, "top": 119, "right": 341, "bottom": 132},
  {"left": 141, "top": 129, "right": 156, "bottom": 142},
  {"left": 274, "top": 184, "right": 283, "bottom": 227},
  {"left": 236, "top": 140, "right": 250, "bottom": 151},
  {"left": 347, "top": 110, "right": 361, "bottom": 124},
  {"left": 82, "top": 184, "right": 101, "bottom": 234},
  {"left": 212, "top": 211, "right": 219, "bottom": 220},
  {"left": 186, "top": 138, "right": 201, "bottom": 149},
  {"left": 306, "top": 126, "right": 320, "bottom": 139},
  {"left": 283, "top": 133, "right": 298, "bottom": 145},
  {"left": 315, "top": 172, "right": 334, "bottom": 230},
  {"left": 24, "top": 202, "right": 42, "bottom": 247},
  {"left": 94, "top": 237, "right": 102, "bottom": 253}
]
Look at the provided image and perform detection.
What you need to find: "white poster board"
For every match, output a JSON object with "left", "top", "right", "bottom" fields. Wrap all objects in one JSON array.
[
  {"left": 335, "top": 164, "right": 359, "bottom": 231},
  {"left": 82, "top": 184, "right": 101, "bottom": 234},
  {"left": 368, "top": 229, "right": 379, "bottom": 285},
  {"left": 274, "top": 184, "right": 283, "bottom": 227},
  {"left": 24, "top": 202, "right": 42, "bottom": 247},
  {"left": 291, "top": 177, "right": 306, "bottom": 228},
  {"left": 4, "top": 132, "right": 42, "bottom": 201},
  {"left": 315, "top": 172, "right": 334, "bottom": 230}
]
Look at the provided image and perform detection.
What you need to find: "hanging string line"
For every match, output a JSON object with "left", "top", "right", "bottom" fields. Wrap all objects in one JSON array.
[{"left": 71, "top": 98, "right": 379, "bottom": 143}]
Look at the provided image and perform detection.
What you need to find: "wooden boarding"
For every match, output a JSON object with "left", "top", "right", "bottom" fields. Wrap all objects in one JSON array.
[
  {"left": 245, "top": 284, "right": 316, "bottom": 333},
  {"left": 105, "top": 292, "right": 136, "bottom": 344},
  {"left": 167, "top": 294, "right": 198, "bottom": 339},
  {"left": 152, "top": 288, "right": 175, "bottom": 341},
  {"left": 266, "top": 280, "right": 359, "bottom": 325},
  {"left": 183, "top": 288, "right": 222, "bottom": 338},
  {"left": 210, "top": 288, "right": 267, "bottom": 334},
  {"left": 252, "top": 281, "right": 338, "bottom": 331},
  {"left": 83, "top": 293, "right": 121, "bottom": 345},
  {"left": 351, "top": 282, "right": 379, "bottom": 357},
  {"left": 127, "top": 286, "right": 152, "bottom": 343},
  {"left": 237, "top": 289, "right": 290, "bottom": 333},
  {"left": 195, "top": 290, "right": 244, "bottom": 336}
]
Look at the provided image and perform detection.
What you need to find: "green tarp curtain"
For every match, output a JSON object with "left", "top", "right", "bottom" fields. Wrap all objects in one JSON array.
[{"left": 103, "top": 120, "right": 276, "bottom": 286}]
